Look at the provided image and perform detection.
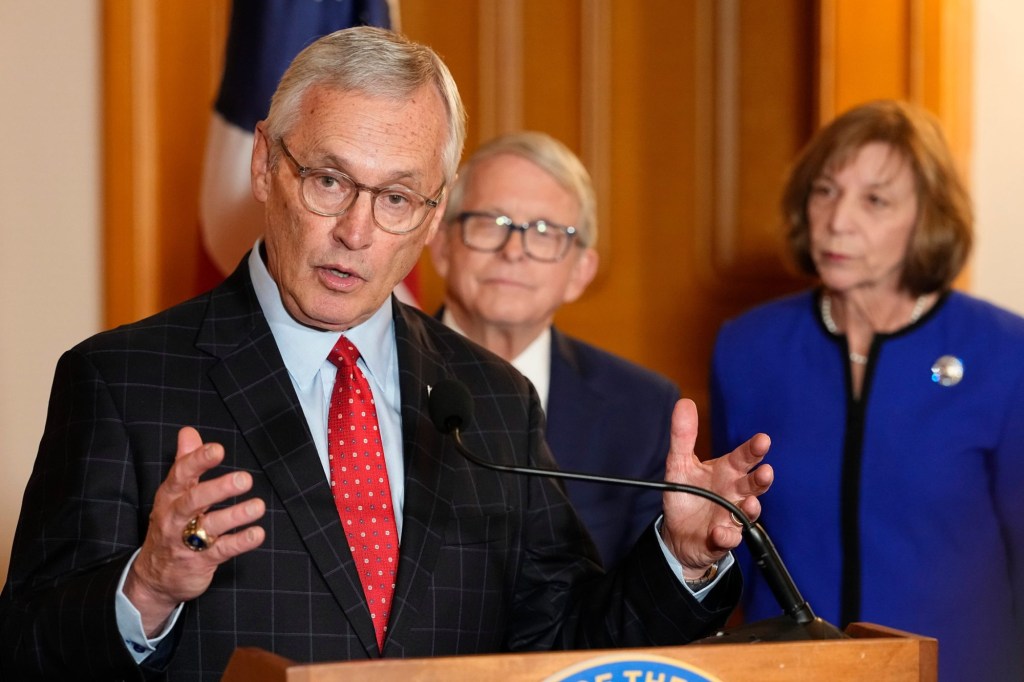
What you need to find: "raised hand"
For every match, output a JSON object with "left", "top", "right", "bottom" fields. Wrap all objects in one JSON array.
[
  {"left": 124, "top": 427, "right": 266, "bottom": 635},
  {"left": 658, "top": 399, "right": 773, "bottom": 578}
]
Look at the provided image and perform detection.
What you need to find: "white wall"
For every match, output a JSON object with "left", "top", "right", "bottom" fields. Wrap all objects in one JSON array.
[
  {"left": 0, "top": 1, "right": 101, "bottom": 585},
  {"left": 972, "top": 0, "right": 1024, "bottom": 316}
]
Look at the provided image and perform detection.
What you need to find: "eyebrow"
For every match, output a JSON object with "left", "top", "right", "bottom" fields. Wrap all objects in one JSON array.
[{"left": 310, "top": 148, "right": 427, "bottom": 189}]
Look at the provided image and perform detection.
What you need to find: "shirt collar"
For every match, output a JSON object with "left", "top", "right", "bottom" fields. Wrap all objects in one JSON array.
[
  {"left": 248, "top": 242, "right": 397, "bottom": 391},
  {"left": 510, "top": 327, "right": 552, "bottom": 411}
]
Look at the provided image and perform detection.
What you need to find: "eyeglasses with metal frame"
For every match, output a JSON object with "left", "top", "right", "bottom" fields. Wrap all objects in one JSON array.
[
  {"left": 277, "top": 139, "right": 445, "bottom": 235},
  {"left": 456, "top": 211, "right": 579, "bottom": 263}
]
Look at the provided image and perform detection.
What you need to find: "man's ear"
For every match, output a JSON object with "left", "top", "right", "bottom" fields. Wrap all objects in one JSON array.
[
  {"left": 563, "top": 247, "right": 599, "bottom": 304},
  {"left": 427, "top": 220, "right": 452, "bottom": 279},
  {"left": 251, "top": 123, "right": 272, "bottom": 202}
]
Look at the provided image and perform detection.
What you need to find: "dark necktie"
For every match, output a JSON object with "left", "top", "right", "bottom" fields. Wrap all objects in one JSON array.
[{"left": 327, "top": 336, "right": 398, "bottom": 650}]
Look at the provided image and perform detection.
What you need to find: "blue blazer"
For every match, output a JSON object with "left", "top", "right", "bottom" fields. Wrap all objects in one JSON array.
[
  {"left": 545, "top": 329, "right": 679, "bottom": 566},
  {"left": 711, "top": 290, "right": 1024, "bottom": 681}
]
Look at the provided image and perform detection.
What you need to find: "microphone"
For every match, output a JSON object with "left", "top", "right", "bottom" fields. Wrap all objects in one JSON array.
[{"left": 428, "top": 378, "right": 846, "bottom": 642}]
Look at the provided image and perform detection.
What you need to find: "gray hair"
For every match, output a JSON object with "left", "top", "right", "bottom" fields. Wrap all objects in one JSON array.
[
  {"left": 264, "top": 26, "right": 467, "bottom": 185},
  {"left": 443, "top": 131, "right": 598, "bottom": 248}
]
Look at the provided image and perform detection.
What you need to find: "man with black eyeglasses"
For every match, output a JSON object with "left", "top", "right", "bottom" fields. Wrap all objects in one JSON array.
[{"left": 429, "top": 132, "right": 682, "bottom": 567}]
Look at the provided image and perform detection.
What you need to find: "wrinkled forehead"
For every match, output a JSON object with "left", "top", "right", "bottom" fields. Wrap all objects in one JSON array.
[{"left": 295, "top": 85, "right": 447, "bottom": 179}]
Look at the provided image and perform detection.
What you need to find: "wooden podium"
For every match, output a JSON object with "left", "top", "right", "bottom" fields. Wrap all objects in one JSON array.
[{"left": 221, "top": 622, "right": 936, "bottom": 681}]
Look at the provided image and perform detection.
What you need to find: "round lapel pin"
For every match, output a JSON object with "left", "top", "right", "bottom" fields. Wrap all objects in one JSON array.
[{"left": 931, "top": 355, "right": 964, "bottom": 386}]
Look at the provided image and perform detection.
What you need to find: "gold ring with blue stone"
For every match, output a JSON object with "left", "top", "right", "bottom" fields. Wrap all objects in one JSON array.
[{"left": 182, "top": 515, "right": 215, "bottom": 551}]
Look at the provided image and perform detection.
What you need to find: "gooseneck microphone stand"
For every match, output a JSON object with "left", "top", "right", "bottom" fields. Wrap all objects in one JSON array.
[{"left": 429, "top": 378, "right": 846, "bottom": 642}]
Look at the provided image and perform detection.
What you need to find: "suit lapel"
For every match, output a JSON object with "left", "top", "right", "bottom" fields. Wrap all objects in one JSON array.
[
  {"left": 546, "top": 329, "right": 604, "bottom": 472},
  {"left": 196, "top": 263, "right": 379, "bottom": 655},
  {"left": 382, "top": 302, "right": 456, "bottom": 654}
]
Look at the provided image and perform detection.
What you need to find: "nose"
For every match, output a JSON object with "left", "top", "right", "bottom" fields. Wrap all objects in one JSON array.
[
  {"left": 825, "top": 192, "right": 855, "bottom": 234},
  {"left": 499, "top": 226, "right": 528, "bottom": 262},
  {"left": 330, "top": 191, "right": 376, "bottom": 250}
]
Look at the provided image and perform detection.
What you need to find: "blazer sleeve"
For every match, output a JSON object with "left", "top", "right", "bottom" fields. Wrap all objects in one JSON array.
[{"left": 0, "top": 348, "right": 152, "bottom": 681}]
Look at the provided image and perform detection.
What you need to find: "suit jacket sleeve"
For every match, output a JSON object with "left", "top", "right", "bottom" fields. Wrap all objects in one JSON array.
[
  {"left": 509, "top": 383, "right": 740, "bottom": 649},
  {"left": 0, "top": 348, "right": 157, "bottom": 681}
]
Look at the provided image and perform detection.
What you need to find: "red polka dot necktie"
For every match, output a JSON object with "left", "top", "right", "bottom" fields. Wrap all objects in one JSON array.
[{"left": 327, "top": 336, "right": 398, "bottom": 651}]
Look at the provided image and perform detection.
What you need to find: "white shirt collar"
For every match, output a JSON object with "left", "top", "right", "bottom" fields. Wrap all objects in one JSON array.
[{"left": 511, "top": 328, "right": 552, "bottom": 412}]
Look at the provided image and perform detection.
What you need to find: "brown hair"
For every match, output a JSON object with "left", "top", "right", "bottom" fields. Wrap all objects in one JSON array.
[{"left": 782, "top": 100, "right": 972, "bottom": 294}]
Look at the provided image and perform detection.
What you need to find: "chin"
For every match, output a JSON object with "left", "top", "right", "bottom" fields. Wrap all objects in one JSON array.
[
  {"left": 487, "top": 312, "right": 538, "bottom": 329},
  {"left": 293, "top": 298, "right": 370, "bottom": 331}
]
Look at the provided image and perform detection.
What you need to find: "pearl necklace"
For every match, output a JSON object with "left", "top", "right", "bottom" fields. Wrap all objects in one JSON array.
[{"left": 820, "top": 293, "right": 928, "bottom": 365}]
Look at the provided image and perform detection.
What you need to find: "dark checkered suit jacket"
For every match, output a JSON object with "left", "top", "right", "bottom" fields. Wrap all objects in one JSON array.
[{"left": 0, "top": 260, "right": 739, "bottom": 681}]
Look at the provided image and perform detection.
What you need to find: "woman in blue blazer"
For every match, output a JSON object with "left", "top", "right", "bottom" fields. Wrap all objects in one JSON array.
[{"left": 711, "top": 100, "right": 1024, "bottom": 681}]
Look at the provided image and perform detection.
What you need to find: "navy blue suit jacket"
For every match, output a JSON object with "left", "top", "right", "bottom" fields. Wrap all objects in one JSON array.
[
  {"left": 545, "top": 330, "right": 679, "bottom": 566},
  {"left": 1, "top": 263, "right": 733, "bottom": 681}
]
